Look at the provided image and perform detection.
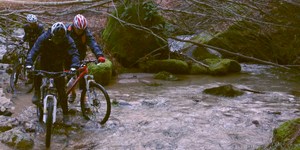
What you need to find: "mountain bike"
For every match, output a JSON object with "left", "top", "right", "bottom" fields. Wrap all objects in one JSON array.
[
  {"left": 31, "top": 70, "right": 72, "bottom": 148},
  {"left": 10, "top": 43, "right": 33, "bottom": 94},
  {"left": 66, "top": 60, "right": 111, "bottom": 125}
]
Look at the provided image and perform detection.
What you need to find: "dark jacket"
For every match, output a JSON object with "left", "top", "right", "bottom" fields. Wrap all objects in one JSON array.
[
  {"left": 26, "top": 29, "right": 80, "bottom": 71},
  {"left": 66, "top": 24, "right": 103, "bottom": 60},
  {"left": 23, "top": 23, "right": 44, "bottom": 46}
]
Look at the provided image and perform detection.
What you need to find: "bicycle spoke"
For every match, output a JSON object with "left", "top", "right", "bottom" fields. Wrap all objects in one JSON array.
[{"left": 81, "top": 82, "right": 111, "bottom": 124}]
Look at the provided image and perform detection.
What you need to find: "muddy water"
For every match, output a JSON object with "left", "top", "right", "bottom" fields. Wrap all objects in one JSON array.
[{"left": 6, "top": 64, "right": 300, "bottom": 149}]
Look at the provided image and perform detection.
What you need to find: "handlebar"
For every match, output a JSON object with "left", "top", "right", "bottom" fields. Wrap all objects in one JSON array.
[
  {"left": 80, "top": 60, "right": 98, "bottom": 65},
  {"left": 30, "top": 70, "right": 75, "bottom": 78}
]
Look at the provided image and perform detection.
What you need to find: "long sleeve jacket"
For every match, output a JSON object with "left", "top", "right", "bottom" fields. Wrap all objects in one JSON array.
[
  {"left": 23, "top": 23, "right": 44, "bottom": 44},
  {"left": 26, "top": 29, "right": 80, "bottom": 71},
  {"left": 66, "top": 24, "right": 103, "bottom": 60}
]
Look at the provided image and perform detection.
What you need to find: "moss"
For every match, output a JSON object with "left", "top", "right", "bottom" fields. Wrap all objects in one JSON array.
[
  {"left": 102, "top": 0, "right": 169, "bottom": 67},
  {"left": 140, "top": 59, "right": 189, "bottom": 74},
  {"left": 190, "top": 63, "right": 209, "bottom": 75},
  {"left": 204, "top": 58, "right": 241, "bottom": 75},
  {"left": 88, "top": 59, "right": 113, "bottom": 86},
  {"left": 207, "top": 15, "right": 300, "bottom": 64},
  {"left": 203, "top": 84, "right": 244, "bottom": 97},
  {"left": 153, "top": 71, "right": 178, "bottom": 81},
  {"left": 267, "top": 118, "right": 300, "bottom": 149}
]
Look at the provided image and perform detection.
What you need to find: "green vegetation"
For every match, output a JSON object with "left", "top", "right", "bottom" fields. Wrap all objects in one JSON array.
[
  {"left": 207, "top": 1, "right": 300, "bottom": 65},
  {"left": 204, "top": 58, "right": 241, "bottom": 75},
  {"left": 102, "top": 0, "right": 169, "bottom": 67},
  {"left": 140, "top": 59, "right": 189, "bottom": 74},
  {"left": 266, "top": 118, "right": 300, "bottom": 150},
  {"left": 203, "top": 84, "right": 244, "bottom": 97},
  {"left": 88, "top": 59, "right": 113, "bottom": 85},
  {"left": 153, "top": 71, "right": 178, "bottom": 81}
]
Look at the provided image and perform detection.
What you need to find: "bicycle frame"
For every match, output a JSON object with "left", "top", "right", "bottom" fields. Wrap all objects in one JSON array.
[{"left": 66, "top": 62, "right": 95, "bottom": 95}]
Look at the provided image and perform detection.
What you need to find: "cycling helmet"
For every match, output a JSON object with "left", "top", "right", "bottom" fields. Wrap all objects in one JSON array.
[
  {"left": 73, "top": 14, "right": 87, "bottom": 30},
  {"left": 51, "top": 22, "right": 67, "bottom": 44},
  {"left": 51, "top": 22, "right": 66, "bottom": 36},
  {"left": 26, "top": 14, "right": 37, "bottom": 23}
]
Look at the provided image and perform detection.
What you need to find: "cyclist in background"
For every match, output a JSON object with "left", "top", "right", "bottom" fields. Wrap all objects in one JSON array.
[
  {"left": 26, "top": 22, "right": 80, "bottom": 126},
  {"left": 65, "top": 14, "right": 105, "bottom": 105},
  {"left": 22, "top": 14, "right": 44, "bottom": 51},
  {"left": 22, "top": 14, "right": 44, "bottom": 84}
]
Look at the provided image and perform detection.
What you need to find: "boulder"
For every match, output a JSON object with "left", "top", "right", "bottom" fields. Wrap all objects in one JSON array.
[
  {"left": 88, "top": 59, "right": 113, "bottom": 86},
  {"left": 203, "top": 84, "right": 244, "bottom": 97},
  {"left": 265, "top": 118, "right": 300, "bottom": 149},
  {"left": 204, "top": 58, "right": 241, "bottom": 75},
  {"left": 0, "top": 128, "right": 34, "bottom": 150},
  {"left": 0, "top": 116, "right": 19, "bottom": 132},
  {"left": 189, "top": 63, "right": 209, "bottom": 75},
  {"left": 153, "top": 71, "right": 178, "bottom": 81},
  {"left": 102, "top": 1, "right": 169, "bottom": 67},
  {"left": 140, "top": 59, "right": 189, "bottom": 74}
]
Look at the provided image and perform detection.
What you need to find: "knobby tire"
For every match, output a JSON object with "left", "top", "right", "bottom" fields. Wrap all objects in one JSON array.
[
  {"left": 45, "top": 98, "right": 54, "bottom": 148},
  {"left": 80, "top": 81, "right": 111, "bottom": 125}
]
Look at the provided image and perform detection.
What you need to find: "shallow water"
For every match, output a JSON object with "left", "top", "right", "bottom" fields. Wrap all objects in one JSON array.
[{"left": 5, "top": 64, "right": 300, "bottom": 150}]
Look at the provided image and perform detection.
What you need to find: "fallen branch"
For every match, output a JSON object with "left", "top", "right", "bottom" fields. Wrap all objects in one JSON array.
[
  {"left": 170, "top": 37, "right": 290, "bottom": 69},
  {"left": 180, "top": 53, "right": 209, "bottom": 68},
  {"left": 0, "top": 0, "right": 96, "bottom": 6}
]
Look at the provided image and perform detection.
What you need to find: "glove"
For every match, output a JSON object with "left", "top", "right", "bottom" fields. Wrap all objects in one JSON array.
[
  {"left": 25, "top": 65, "right": 32, "bottom": 70},
  {"left": 69, "top": 68, "right": 77, "bottom": 74},
  {"left": 98, "top": 56, "right": 105, "bottom": 63},
  {"left": 25, "top": 65, "right": 33, "bottom": 72}
]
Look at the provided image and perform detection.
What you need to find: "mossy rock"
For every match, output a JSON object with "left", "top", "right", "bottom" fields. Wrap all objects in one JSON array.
[
  {"left": 266, "top": 118, "right": 300, "bottom": 150},
  {"left": 140, "top": 59, "right": 189, "bottom": 74},
  {"left": 204, "top": 58, "right": 241, "bottom": 75},
  {"left": 190, "top": 63, "right": 209, "bottom": 75},
  {"left": 203, "top": 84, "right": 244, "bottom": 97},
  {"left": 207, "top": 17, "right": 300, "bottom": 64},
  {"left": 153, "top": 71, "right": 178, "bottom": 81},
  {"left": 102, "top": 0, "right": 169, "bottom": 67},
  {"left": 88, "top": 59, "right": 113, "bottom": 86},
  {"left": 184, "top": 45, "right": 220, "bottom": 61}
]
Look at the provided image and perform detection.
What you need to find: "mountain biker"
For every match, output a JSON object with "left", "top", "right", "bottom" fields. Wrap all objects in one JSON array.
[
  {"left": 65, "top": 14, "right": 105, "bottom": 104},
  {"left": 22, "top": 14, "right": 44, "bottom": 84},
  {"left": 26, "top": 22, "right": 80, "bottom": 126},
  {"left": 22, "top": 14, "right": 44, "bottom": 50}
]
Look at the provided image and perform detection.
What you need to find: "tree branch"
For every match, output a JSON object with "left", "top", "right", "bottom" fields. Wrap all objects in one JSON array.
[{"left": 170, "top": 37, "right": 290, "bottom": 69}]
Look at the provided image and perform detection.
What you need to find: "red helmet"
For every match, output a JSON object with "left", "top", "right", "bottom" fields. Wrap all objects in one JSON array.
[{"left": 73, "top": 14, "right": 87, "bottom": 30}]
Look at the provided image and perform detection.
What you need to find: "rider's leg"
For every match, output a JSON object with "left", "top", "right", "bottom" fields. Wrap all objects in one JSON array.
[
  {"left": 32, "top": 75, "right": 41, "bottom": 105},
  {"left": 67, "top": 76, "right": 77, "bottom": 102},
  {"left": 79, "top": 78, "right": 90, "bottom": 109},
  {"left": 55, "top": 77, "right": 71, "bottom": 126}
]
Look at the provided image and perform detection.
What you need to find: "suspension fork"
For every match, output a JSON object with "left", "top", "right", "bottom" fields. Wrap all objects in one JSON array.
[
  {"left": 42, "top": 78, "right": 58, "bottom": 123},
  {"left": 84, "top": 74, "right": 94, "bottom": 100}
]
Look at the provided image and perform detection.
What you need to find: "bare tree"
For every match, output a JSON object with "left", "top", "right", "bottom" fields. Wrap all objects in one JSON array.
[{"left": 1, "top": 0, "right": 298, "bottom": 67}]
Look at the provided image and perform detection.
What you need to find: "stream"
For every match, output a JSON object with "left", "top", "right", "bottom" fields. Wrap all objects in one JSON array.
[{"left": 4, "top": 64, "right": 300, "bottom": 150}]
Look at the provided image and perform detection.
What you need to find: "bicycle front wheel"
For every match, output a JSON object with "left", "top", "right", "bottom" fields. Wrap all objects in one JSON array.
[
  {"left": 80, "top": 81, "right": 111, "bottom": 125},
  {"left": 45, "top": 98, "right": 54, "bottom": 148}
]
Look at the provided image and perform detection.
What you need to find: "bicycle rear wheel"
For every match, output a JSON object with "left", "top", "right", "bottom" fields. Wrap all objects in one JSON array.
[
  {"left": 80, "top": 81, "right": 111, "bottom": 125},
  {"left": 10, "top": 61, "right": 33, "bottom": 94},
  {"left": 45, "top": 98, "right": 54, "bottom": 148}
]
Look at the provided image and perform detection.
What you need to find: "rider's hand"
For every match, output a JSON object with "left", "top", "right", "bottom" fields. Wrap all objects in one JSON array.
[
  {"left": 25, "top": 65, "right": 33, "bottom": 72},
  {"left": 69, "top": 68, "right": 77, "bottom": 74},
  {"left": 98, "top": 56, "right": 105, "bottom": 63}
]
